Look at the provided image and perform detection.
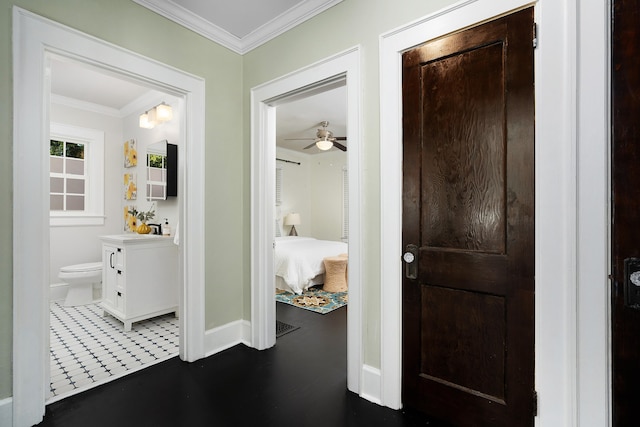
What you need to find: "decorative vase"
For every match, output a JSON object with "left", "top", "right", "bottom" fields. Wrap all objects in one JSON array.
[{"left": 136, "top": 222, "right": 152, "bottom": 234}]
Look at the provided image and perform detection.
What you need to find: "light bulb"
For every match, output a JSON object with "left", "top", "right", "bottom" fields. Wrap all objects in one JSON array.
[{"left": 316, "top": 139, "right": 333, "bottom": 150}]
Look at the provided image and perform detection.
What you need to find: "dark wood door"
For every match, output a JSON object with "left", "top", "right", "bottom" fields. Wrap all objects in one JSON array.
[
  {"left": 401, "top": 8, "right": 535, "bottom": 426},
  {"left": 612, "top": 1, "right": 640, "bottom": 425}
]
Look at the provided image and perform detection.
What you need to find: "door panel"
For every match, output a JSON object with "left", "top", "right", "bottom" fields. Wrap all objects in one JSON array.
[
  {"left": 402, "top": 8, "right": 535, "bottom": 427},
  {"left": 422, "top": 42, "right": 506, "bottom": 255},
  {"left": 612, "top": 1, "right": 640, "bottom": 424},
  {"left": 422, "top": 286, "right": 506, "bottom": 401}
]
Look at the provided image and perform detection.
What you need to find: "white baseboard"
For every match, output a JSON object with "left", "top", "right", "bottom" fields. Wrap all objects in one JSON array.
[
  {"left": 204, "top": 320, "right": 251, "bottom": 357},
  {"left": 0, "top": 397, "right": 12, "bottom": 427},
  {"left": 360, "top": 364, "right": 382, "bottom": 405}
]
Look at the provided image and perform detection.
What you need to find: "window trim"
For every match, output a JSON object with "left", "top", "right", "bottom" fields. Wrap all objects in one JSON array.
[{"left": 49, "top": 122, "right": 105, "bottom": 226}]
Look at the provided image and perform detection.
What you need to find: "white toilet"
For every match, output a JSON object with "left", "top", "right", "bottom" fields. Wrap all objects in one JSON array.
[{"left": 59, "top": 262, "right": 102, "bottom": 307}]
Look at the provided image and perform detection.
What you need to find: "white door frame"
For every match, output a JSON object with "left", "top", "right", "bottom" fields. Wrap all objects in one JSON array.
[
  {"left": 250, "top": 47, "right": 363, "bottom": 394},
  {"left": 380, "top": 0, "right": 610, "bottom": 425},
  {"left": 12, "top": 8, "right": 206, "bottom": 426}
]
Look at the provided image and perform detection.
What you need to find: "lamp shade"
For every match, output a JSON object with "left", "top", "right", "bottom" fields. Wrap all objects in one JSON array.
[
  {"left": 155, "top": 102, "right": 173, "bottom": 122},
  {"left": 147, "top": 108, "right": 157, "bottom": 126},
  {"left": 139, "top": 111, "right": 154, "bottom": 129},
  {"left": 284, "top": 213, "right": 301, "bottom": 226}
]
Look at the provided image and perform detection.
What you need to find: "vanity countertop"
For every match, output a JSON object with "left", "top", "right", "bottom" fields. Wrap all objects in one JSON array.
[{"left": 101, "top": 234, "right": 174, "bottom": 245}]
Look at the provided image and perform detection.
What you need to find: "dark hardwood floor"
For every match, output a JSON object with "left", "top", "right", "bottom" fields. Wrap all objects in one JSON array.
[{"left": 38, "top": 302, "right": 447, "bottom": 427}]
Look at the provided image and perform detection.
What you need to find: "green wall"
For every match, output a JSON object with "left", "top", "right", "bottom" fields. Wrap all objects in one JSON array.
[
  {"left": 242, "top": 0, "right": 454, "bottom": 369},
  {"left": 0, "top": 0, "right": 458, "bottom": 402},
  {"left": 0, "top": 0, "right": 244, "bottom": 399}
]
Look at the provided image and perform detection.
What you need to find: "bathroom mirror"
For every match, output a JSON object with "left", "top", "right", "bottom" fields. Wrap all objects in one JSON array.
[{"left": 146, "top": 140, "right": 177, "bottom": 201}]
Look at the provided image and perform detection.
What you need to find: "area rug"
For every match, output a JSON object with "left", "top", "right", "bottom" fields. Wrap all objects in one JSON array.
[
  {"left": 275, "top": 320, "right": 299, "bottom": 338},
  {"left": 275, "top": 286, "right": 348, "bottom": 314}
]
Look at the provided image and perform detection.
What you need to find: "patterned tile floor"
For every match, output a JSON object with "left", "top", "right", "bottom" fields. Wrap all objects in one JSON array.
[{"left": 49, "top": 302, "right": 179, "bottom": 401}]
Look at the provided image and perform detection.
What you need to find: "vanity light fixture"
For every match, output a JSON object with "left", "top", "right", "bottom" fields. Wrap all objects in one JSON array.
[
  {"left": 139, "top": 102, "right": 173, "bottom": 129},
  {"left": 139, "top": 110, "right": 154, "bottom": 129},
  {"left": 155, "top": 102, "right": 173, "bottom": 122}
]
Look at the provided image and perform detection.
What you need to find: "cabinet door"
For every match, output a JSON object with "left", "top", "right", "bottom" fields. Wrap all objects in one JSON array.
[{"left": 102, "top": 245, "right": 117, "bottom": 308}]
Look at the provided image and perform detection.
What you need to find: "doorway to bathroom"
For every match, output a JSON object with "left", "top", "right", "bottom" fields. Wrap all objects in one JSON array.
[
  {"left": 13, "top": 9, "right": 206, "bottom": 425},
  {"left": 46, "top": 56, "right": 184, "bottom": 402}
]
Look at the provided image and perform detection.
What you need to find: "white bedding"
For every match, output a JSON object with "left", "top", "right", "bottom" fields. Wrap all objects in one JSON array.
[{"left": 274, "top": 236, "right": 348, "bottom": 294}]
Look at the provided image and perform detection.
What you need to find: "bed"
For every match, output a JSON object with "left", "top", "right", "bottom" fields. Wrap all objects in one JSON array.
[{"left": 274, "top": 236, "right": 348, "bottom": 294}]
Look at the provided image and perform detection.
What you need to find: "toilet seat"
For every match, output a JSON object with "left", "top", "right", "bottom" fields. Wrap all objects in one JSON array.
[
  {"left": 60, "top": 262, "right": 102, "bottom": 274},
  {"left": 59, "top": 262, "right": 102, "bottom": 281}
]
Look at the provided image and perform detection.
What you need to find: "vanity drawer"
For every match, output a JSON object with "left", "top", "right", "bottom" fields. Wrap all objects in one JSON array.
[
  {"left": 116, "top": 268, "right": 125, "bottom": 288},
  {"left": 114, "top": 247, "right": 125, "bottom": 270},
  {"left": 115, "top": 290, "right": 125, "bottom": 312}
]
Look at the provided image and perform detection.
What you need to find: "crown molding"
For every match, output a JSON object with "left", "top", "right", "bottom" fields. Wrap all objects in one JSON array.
[
  {"left": 132, "top": 0, "right": 243, "bottom": 53},
  {"left": 241, "top": 0, "right": 343, "bottom": 53},
  {"left": 50, "top": 94, "right": 122, "bottom": 117},
  {"left": 132, "top": 0, "right": 343, "bottom": 55},
  {"left": 51, "top": 90, "right": 165, "bottom": 119},
  {"left": 119, "top": 90, "right": 166, "bottom": 117}
]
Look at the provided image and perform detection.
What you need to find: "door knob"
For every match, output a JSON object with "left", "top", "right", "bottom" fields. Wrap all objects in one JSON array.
[
  {"left": 403, "top": 251, "right": 415, "bottom": 263},
  {"left": 403, "top": 244, "right": 418, "bottom": 280},
  {"left": 624, "top": 258, "right": 640, "bottom": 308}
]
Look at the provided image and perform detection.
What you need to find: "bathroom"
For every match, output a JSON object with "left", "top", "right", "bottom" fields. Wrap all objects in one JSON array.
[{"left": 47, "top": 57, "right": 182, "bottom": 401}]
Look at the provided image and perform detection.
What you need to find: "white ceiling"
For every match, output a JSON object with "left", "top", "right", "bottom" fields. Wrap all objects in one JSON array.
[
  {"left": 50, "top": 58, "right": 151, "bottom": 111},
  {"left": 170, "top": 0, "right": 303, "bottom": 38},
  {"left": 132, "top": 0, "right": 343, "bottom": 54},
  {"left": 49, "top": 1, "right": 347, "bottom": 155},
  {"left": 275, "top": 85, "right": 347, "bottom": 154}
]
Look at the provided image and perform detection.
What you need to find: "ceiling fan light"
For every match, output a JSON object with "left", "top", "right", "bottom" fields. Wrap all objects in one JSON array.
[{"left": 316, "top": 139, "right": 333, "bottom": 150}]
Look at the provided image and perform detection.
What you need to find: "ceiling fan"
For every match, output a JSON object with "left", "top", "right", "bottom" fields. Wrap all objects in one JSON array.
[{"left": 288, "top": 121, "right": 347, "bottom": 151}]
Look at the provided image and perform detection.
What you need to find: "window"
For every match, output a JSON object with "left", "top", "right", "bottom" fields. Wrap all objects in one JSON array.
[
  {"left": 49, "top": 123, "right": 105, "bottom": 226},
  {"left": 147, "top": 152, "right": 167, "bottom": 200},
  {"left": 50, "top": 139, "right": 86, "bottom": 211}
]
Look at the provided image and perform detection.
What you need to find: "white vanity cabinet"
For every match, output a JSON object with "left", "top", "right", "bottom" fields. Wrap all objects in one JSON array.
[{"left": 100, "top": 234, "right": 178, "bottom": 331}]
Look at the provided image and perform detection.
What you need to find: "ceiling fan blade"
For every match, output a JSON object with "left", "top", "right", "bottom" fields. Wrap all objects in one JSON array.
[
  {"left": 334, "top": 142, "right": 347, "bottom": 151},
  {"left": 334, "top": 136, "right": 347, "bottom": 141},
  {"left": 303, "top": 142, "right": 317, "bottom": 150}
]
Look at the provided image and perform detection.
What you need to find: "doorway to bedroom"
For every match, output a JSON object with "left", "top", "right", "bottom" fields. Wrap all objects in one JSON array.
[
  {"left": 250, "top": 47, "right": 362, "bottom": 395},
  {"left": 273, "top": 81, "right": 349, "bottom": 329}
]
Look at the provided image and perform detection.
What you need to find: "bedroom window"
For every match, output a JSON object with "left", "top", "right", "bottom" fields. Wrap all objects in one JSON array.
[
  {"left": 49, "top": 123, "right": 105, "bottom": 226},
  {"left": 342, "top": 166, "right": 349, "bottom": 241}
]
